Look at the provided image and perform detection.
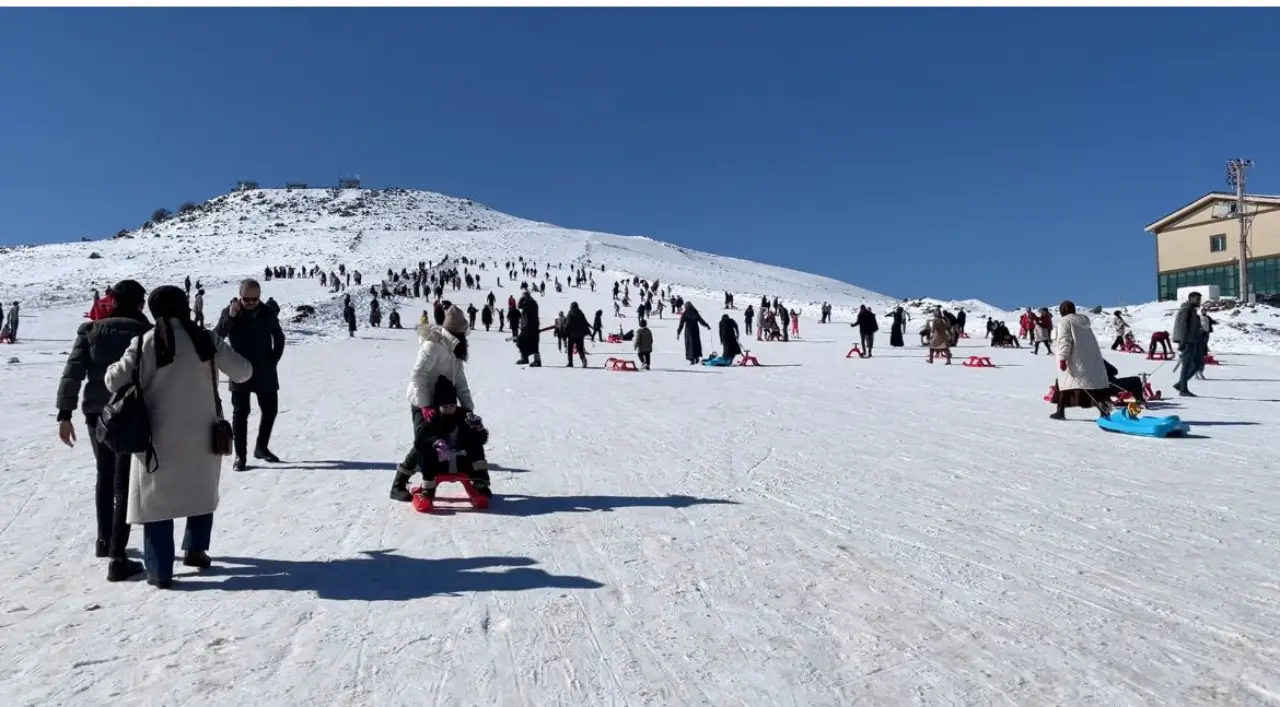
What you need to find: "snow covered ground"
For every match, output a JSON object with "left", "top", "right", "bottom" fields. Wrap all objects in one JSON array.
[
  {"left": 3, "top": 188, "right": 1280, "bottom": 705},
  {"left": 4, "top": 279, "right": 1280, "bottom": 706}
]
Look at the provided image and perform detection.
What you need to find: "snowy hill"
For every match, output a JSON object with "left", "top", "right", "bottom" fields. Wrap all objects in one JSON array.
[
  {"left": 4, "top": 186, "right": 1280, "bottom": 705},
  {"left": 0, "top": 187, "right": 894, "bottom": 317}
]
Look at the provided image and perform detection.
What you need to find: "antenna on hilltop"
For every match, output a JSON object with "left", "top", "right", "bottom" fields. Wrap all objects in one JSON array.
[{"left": 1226, "top": 158, "right": 1254, "bottom": 301}]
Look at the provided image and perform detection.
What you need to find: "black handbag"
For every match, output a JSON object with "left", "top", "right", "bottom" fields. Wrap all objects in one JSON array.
[
  {"left": 209, "top": 357, "right": 233, "bottom": 456},
  {"left": 96, "top": 335, "right": 157, "bottom": 471}
]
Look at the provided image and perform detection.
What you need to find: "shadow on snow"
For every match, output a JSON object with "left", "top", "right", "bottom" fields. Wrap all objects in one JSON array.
[
  {"left": 484, "top": 493, "right": 738, "bottom": 518},
  {"left": 175, "top": 551, "right": 602, "bottom": 600}
]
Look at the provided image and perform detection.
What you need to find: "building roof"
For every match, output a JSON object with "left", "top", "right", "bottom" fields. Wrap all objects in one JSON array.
[{"left": 1145, "top": 191, "right": 1280, "bottom": 233}]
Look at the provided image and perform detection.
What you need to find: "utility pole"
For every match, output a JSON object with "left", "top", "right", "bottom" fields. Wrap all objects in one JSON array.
[{"left": 1226, "top": 158, "right": 1254, "bottom": 301}]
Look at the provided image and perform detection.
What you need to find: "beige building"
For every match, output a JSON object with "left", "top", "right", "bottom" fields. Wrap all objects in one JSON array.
[{"left": 1145, "top": 192, "right": 1280, "bottom": 300}]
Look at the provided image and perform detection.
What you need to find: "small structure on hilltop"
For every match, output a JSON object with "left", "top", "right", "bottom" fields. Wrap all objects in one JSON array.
[
  {"left": 338, "top": 175, "right": 361, "bottom": 189},
  {"left": 284, "top": 182, "right": 308, "bottom": 191},
  {"left": 235, "top": 180, "right": 260, "bottom": 191}
]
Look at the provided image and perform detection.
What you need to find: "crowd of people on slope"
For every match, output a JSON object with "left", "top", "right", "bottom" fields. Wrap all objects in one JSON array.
[{"left": 43, "top": 240, "right": 1226, "bottom": 590}]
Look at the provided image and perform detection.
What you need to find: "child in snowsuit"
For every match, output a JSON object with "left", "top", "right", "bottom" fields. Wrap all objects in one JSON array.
[
  {"left": 396, "top": 376, "right": 492, "bottom": 506},
  {"left": 634, "top": 319, "right": 654, "bottom": 370}
]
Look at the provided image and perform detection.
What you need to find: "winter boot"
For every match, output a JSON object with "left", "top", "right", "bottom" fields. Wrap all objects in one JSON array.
[
  {"left": 529, "top": 354, "right": 542, "bottom": 368},
  {"left": 516, "top": 357, "right": 529, "bottom": 365},
  {"left": 95, "top": 538, "right": 109, "bottom": 558},
  {"left": 183, "top": 550, "right": 212, "bottom": 569},
  {"left": 389, "top": 467, "right": 414, "bottom": 502},
  {"left": 254, "top": 447, "right": 280, "bottom": 463},
  {"left": 233, "top": 457, "right": 247, "bottom": 472},
  {"left": 411, "top": 482, "right": 437, "bottom": 513},
  {"left": 107, "top": 558, "right": 144, "bottom": 582}
]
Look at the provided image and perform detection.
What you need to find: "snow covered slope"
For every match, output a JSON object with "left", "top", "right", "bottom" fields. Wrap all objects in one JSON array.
[
  {"left": 4, "top": 278, "right": 1280, "bottom": 706},
  {"left": 0, "top": 187, "right": 893, "bottom": 316}
]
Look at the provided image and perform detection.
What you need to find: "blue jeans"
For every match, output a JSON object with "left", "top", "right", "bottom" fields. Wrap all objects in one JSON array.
[{"left": 143, "top": 514, "right": 213, "bottom": 581}]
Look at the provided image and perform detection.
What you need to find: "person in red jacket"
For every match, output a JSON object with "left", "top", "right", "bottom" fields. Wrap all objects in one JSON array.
[{"left": 87, "top": 289, "right": 116, "bottom": 321}]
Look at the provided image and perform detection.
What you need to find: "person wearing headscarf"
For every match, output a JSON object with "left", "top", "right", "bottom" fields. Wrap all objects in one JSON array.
[
  {"left": 55, "top": 280, "right": 152, "bottom": 581},
  {"left": 1051, "top": 299, "right": 1111, "bottom": 420},
  {"left": 677, "top": 302, "right": 711, "bottom": 364},
  {"left": 103, "top": 285, "right": 252, "bottom": 588}
]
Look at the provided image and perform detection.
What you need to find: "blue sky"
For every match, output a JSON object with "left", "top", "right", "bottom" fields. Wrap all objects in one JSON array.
[{"left": 1, "top": 7, "right": 1277, "bottom": 307}]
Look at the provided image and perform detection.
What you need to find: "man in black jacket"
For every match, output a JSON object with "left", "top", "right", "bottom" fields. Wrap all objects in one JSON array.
[
  {"left": 55, "top": 280, "right": 150, "bottom": 582},
  {"left": 516, "top": 292, "right": 541, "bottom": 367},
  {"left": 216, "top": 278, "right": 286, "bottom": 470}
]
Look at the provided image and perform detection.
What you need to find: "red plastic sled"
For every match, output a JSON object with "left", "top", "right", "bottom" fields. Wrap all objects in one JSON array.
[
  {"left": 1115, "top": 380, "right": 1163, "bottom": 402},
  {"left": 1146, "top": 351, "right": 1172, "bottom": 361},
  {"left": 846, "top": 346, "right": 864, "bottom": 359},
  {"left": 607, "top": 334, "right": 623, "bottom": 344},
  {"left": 605, "top": 357, "right": 638, "bottom": 371},
  {"left": 1122, "top": 341, "right": 1145, "bottom": 354},
  {"left": 736, "top": 351, "right": 760, "bottom": 366},
  {"left": 962, "top": 356, "right": 994, "bottom": 368},
  {"left": 411, "top": 473, "right": 489, "bottom": 513},
  {"left": 1204, "top": 353, "right": 1220, "bottom": 365}
]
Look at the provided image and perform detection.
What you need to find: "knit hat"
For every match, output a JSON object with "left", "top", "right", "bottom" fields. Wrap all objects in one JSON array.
[
  {"left": 433, "top": 376, "right": 459, "bottom": 407},
  {"left": 442, "top": 305, "right": 468, "bottom": 335}
]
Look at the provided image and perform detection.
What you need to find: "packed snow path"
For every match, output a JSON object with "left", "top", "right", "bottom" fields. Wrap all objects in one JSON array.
[{"left": 3, "top": 288, "right": 1280, "bottom": 706}]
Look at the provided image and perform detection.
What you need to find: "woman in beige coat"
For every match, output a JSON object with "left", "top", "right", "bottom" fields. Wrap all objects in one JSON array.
[
  {"left": 1051, "top": 300, "right": 1112, "bottom": 420},
  {"left": 105, "top": 286, "right": 252, "bottom": 588}
]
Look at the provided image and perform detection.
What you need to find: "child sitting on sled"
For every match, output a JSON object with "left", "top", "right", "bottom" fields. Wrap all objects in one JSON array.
[{"left": 395, "top": 376, "right": 493, "bottom": 506}]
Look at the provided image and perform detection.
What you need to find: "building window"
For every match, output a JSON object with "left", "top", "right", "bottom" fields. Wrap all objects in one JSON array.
[{"left": 1210, "top": 234, "right": 1227, "bottom": 252}]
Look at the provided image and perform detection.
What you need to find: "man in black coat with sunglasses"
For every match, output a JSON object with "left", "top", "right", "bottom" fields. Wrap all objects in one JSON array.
[{"left": 216, "top": 278, "right": 286, "bottom": 471}]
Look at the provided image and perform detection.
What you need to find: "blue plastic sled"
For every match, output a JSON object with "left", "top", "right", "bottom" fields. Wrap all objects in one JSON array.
[
  {"left": 702, "top": 357, "right": 734, "bottom": 367},
  {"left": 1096, "top": 408, "right": 1190, "bottom": 438}
]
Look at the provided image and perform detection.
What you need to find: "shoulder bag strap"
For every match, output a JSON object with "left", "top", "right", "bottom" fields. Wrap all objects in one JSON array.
[
  {"left": 209, "top": 358, "right": 224, "bottom": 421},
  {"left": 131, "top": 332, "right": 144, "bottom": 390}
]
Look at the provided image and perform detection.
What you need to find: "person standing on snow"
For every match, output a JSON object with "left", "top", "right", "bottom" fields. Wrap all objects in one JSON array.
[
  {"left": 744, "top": 304, "right": 754, "bottom": 336},
  {"left": 854, "top": 305, "right": 879, "bottom": 356},
  {"left": 104, "top": 285, "right": 253, "bottom": 588},
  {"left": 1172, "top": 292, "right": 1206, "bottom": 397},
  {"left": 677, "top": 303, "right": 711, "bottom": 365},
  {"left": 1110, "top": 311, "right": 1131, "bottom": 351},
  {"left": 3, "top": 301, "right": 20, "bottom": 343},
  {"left": 1032, "top": 308, "right": 1054, "bottom": 355},
  {"left": 516, "top": 291, "right": 542, "bottom": 367},
  {"left": 564, "top": 302, "right": 591, "bottom": 368},
  {"left": 1051, "top": 300, "right": 1112, "bottom": 420},
  {"left": 634, "top": 318, "right": 653, "bottom": 370},
  {"left": 889, "top": 306, "right": 908, "bottom": 348},
  {"left": 55, "top": 280, "right": 152, "bottom": 582},
  {"left": 193, "top": 289, "right": 205, "bottom": 328},
  {"left": 719, "top": 313, "right": 743, "bottom": 361},
  {"left": 392, "top": 305, "right": 475, "bottom": 501},
  {"left": 214, "top": 278, "right": 286, "bottom": 471}
]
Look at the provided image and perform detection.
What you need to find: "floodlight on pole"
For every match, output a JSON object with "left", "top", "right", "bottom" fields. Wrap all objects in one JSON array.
[{"left": 1226, "top": 158, "right": 1254, "bottom": 301}]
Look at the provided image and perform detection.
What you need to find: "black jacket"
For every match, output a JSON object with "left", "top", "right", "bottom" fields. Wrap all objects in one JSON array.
[
  {"left": 216, "top": 305, "right": 285, "bottom": 392},
  {"left": 56, "top": 315, "right": 153, "bottom": 418},
  {"left": 855, "top": 310, "right": 879, "bottom": 334},
  {"left": 565, "top": 307, "right": 592, "bottom": 339}
]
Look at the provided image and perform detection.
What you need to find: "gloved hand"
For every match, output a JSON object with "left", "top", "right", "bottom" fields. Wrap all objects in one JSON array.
[
  {"left": 1058, "top": 359, "right": 1067, "bottom": 371},
  {"left": 433, "top": 439, "right": 452, "bottom": 462},
  {"left": 421, "top": 407, "right": 437, "bottom": 423}
]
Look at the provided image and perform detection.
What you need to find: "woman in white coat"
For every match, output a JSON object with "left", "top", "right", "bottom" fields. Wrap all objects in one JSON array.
[
  {"left": 390, "top": 305, "right": 474, "bottom": 501},
  {"left": 1051, "top": 300, "right": 1112, "bottom": 420},
  {"left": 105, "top": 286, "right": 252, "bottom": 588}
]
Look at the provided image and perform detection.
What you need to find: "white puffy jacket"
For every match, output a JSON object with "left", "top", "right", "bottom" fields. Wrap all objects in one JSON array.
[{"left": 405, "top": 324, "right": 474, "bottom": 410}]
